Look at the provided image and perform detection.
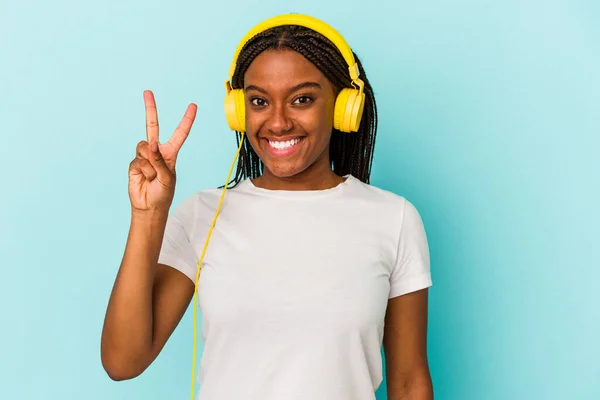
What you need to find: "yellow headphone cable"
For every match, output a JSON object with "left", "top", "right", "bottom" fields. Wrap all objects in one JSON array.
[{"left": 190, "top": 131, "right": 245, "bottom": 399}]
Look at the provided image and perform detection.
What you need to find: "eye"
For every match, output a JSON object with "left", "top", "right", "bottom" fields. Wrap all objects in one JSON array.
[
  {"left": 292, "top": 95, "right": 313, "bottom": 105},
  {"left": 250, "top": 97, "right": 267, "bottom": 107}
]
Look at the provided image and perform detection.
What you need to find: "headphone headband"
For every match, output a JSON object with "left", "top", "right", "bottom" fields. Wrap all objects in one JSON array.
[{"left": 225, "top": 14, "right": 362, "bottom": 92}]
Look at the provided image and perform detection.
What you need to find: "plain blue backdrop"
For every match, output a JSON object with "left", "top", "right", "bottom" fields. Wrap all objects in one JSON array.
[{"left": 1, "top": 0, "right": 598, "bottom": 399}]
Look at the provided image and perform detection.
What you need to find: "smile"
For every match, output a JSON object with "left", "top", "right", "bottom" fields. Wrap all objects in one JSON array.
[
  {"left": 262, "top": 137, "right": 306, "bottom": 157},
  {"left": 268, "top": 137, "right": 303, "bottom": 150}
]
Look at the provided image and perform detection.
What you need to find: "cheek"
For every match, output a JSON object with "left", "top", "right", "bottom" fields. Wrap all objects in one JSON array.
[
  {"left": 313, "top": 100, "right": 335, "bottom": 140},
  {"left": 244, "top": 107, "right": 259, "bottom": 133},
  {"left": 321, "top": 95, "right": 337, "bottom": 126},
  {"left": 299, "top": 99, "right": 335, "bottom": 133},
  {"left": 244, "top": 111, "right": 263, "bottom": 150}
]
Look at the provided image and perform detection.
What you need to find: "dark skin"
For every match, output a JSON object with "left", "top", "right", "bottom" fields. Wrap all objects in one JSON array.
[
  {"left": 102, "top": 48, "right": 431, "bottom": 399},
  {"left": 243, "top": 48, "right": 345, "bottom": 191},
  {"left": 384, "top": 290, "right": 433, "bottom": 399}
]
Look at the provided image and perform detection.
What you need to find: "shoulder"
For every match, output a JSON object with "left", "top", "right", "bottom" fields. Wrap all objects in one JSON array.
[
  {"left": 347, "top": 175, "right": 409, "bottom": 208},
  {"left": 169, "top": 180, "right": 252, "bottom": 217},
  {"left": 346, "top": 176, "right": 424, "bottom": 226}
]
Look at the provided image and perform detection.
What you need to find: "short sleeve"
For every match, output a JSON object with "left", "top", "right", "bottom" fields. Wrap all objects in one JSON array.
[
  {"left": 389, "top": 199, "right": 432, "bottom": 298},
  {"left": 157, "top": 196, "right": 199, "bottom": 283}
]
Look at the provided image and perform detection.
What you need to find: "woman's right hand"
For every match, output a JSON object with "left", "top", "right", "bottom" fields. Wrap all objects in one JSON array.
[{"left": 128, "top": 90, "right": 197, "bottom": 212}]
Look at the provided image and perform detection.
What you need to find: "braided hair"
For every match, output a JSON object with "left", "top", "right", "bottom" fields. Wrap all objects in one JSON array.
[{"left": 227, "top": 24, "right": 378, "bottom": 186}]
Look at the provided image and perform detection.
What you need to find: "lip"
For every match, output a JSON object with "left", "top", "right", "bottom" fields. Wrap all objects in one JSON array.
[{"left": 261, "top": 136, "right": 306, "bottom": 158}]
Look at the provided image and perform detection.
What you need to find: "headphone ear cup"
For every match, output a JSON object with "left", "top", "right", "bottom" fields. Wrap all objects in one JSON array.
[
  {"left": 333, "top": 89, "right": 350, "bottom": 133},
  {"left": 224, "top": 89, "right": 246, "bottom": 132},
  {"left": 348, "top": 90, "right": 365, "bottom": 132},
  {"left": 333, "top": 88, "right": 365, "bottom": 133}
]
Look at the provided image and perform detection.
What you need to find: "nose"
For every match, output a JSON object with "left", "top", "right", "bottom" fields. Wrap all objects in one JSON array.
[{"left": 265, "top": 103, "right": 292, "bottom": 134}]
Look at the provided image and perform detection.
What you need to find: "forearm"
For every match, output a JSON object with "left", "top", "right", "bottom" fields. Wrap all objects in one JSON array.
[{"left": 101, "top": 208, "right": 168, "bottom": 378}]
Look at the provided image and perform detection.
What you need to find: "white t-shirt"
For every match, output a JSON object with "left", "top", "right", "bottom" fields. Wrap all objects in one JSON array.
[{"left": 158, "top": 174, "right": 432, "bottom": 400}]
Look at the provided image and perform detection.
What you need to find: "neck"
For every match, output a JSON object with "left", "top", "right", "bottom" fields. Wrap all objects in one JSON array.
[{"left": 252, "top": 165, "right": 345, "bottom": 191}]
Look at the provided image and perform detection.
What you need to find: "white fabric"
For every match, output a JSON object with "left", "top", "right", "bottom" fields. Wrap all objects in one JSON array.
[{"left": 158, "top": 174, "right": 432, "bottom": 400}]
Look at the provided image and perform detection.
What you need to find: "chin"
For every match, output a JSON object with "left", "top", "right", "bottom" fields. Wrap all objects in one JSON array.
[{"left": 263, "top": 162, "right": 308, "bottom": 179}]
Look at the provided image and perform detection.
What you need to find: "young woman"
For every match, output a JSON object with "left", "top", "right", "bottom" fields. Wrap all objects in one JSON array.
[{"left": 101, "top": 14, "right": 433, "bottom": 400}]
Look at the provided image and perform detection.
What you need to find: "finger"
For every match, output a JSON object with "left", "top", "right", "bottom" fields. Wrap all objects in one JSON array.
[
  {"left": 147, "top": 140, "right": 174, "bottom": 184},
  {"left": 136, "top": 140, "right": 149, "bottom": 160},
  {"left": 144, "top": 90, "right": 159, "bottom": 144},
  {"left": 130, "top": 158, "right": 157, "bottom": 180},
  {"left": 167, "top": 103, "right": 197, "bottom": 152}
]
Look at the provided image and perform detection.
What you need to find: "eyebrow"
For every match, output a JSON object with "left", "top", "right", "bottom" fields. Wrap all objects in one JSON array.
[{"left": 245, "top": 81, "right": 322, "bottom": 94}]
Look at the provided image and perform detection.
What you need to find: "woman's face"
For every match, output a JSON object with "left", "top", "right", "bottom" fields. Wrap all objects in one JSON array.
[{"left": 243, "top": 49, "right": 337, "bottom": 180}]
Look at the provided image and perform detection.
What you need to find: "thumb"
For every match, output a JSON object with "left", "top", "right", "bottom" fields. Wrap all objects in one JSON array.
[{"left": 147, "top": 141, "right": 172, "bottom": 177}]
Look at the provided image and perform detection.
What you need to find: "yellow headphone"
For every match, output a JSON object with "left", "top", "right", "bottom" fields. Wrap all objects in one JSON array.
[
  {"left": 224, "top": 13, "right": 366, "bottom": 133},
  {"left": 189, "top": 14, "right": 363, "bottom": 399}
]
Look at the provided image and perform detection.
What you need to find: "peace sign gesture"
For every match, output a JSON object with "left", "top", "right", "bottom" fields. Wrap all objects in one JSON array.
[{"left": 128, "top": 90, "right": 197, "bottom": 212}]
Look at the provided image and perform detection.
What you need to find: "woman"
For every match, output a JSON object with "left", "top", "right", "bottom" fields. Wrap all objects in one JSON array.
[{"left": 101, "top": 14, "right": 433, "bottom": 400}]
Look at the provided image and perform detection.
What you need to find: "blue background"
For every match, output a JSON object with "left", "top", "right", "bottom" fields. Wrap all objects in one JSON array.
[{"left": 1, "top": 0, "right": 598, "bottom": 399}]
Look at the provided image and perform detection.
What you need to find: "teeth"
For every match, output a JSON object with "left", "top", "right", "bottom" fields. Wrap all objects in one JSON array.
[{"left": 269, "top": 138, "right": 301, "bottom": 150}]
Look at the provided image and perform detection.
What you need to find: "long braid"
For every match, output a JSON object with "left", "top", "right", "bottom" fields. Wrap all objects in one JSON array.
[{"left": 225, "top": 24, "right": 378, "bottom": 187}]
